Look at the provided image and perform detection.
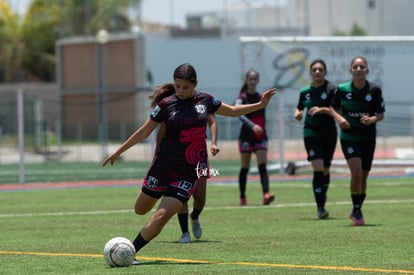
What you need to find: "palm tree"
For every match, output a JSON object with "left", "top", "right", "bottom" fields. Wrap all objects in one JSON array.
[
  {"left": 0, "top": 0, "right": 25, "bottom": 82},
  {"left": 0, "top": 0, "right": 142, "bottom": 82},
  {"left": 21, "top": 0, "right": 61, "bottom": 81},
  {"left": 58, "top": 0, "right": 141, "bottom": 37}
]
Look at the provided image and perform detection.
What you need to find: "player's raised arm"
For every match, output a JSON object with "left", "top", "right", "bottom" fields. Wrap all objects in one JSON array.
[{"left": 216, "top": 88, "right": 276, "bottom": 117}]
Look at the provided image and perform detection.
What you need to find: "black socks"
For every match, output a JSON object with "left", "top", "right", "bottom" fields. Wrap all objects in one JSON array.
[
  {"left": 177, "top": 213, "right": 189, "bottom": 233},
  {"left": 258, "top": 163, "right": 270, "bottom": 194},
  {"left": 132, "top": 233, "right": 149, "bottom": 254},
  {"left": 351, "top": 193, "right": 366, "bottom": 212},
  {"left": 313, "top": 171, "right": 325, "bottom": 208},
  {"left": 239, "top": 168, "right": 248, "bottom": 198},
  {"left": 190, "top": 209, "right": 202, "bottom": 220}
]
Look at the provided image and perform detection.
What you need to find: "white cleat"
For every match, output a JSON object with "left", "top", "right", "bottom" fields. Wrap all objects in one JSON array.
[
  {"left": 191, "top": 218, "right": 202, "bottom": 239},
  {"left": 179, "top": 232, "right": 191, "bottom": 243}
]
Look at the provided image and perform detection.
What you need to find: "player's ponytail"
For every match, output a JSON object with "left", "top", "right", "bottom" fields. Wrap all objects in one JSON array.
[{"left": 149, "top": 83, "right": 175, "bottom": 108}]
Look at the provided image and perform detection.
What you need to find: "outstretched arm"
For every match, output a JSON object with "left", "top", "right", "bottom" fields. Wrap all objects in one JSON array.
[
  {"left": 208, "top": 114, "right": 220, "bottom": 156},
  {"left": 216, "top": 88, "right": 276, "bottom": 117},
  {"left": 102, "top": 119, "right": 159, "bottom": 166}
]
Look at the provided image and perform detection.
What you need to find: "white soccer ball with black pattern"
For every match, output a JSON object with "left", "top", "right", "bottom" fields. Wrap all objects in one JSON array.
[{"left": 103, "top": 237, "right": 135, "bottom": 267}]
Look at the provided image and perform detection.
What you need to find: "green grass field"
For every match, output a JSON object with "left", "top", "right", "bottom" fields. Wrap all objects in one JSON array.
[
  {"left": 1, "top": 175, "right": 413, "bottom": 274},
  {"left": 0, "top": 160, "right": 247, "bottom": 184}
]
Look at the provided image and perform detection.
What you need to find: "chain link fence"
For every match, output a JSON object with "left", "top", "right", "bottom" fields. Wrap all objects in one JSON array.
[{"left": 1, "top": 85, "right": 413, "bottom": 166}]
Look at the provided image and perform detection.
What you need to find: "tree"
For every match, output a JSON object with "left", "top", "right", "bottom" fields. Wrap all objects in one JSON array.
[
  {"left": 0, "top": 0, "right": 141, "bottom": 82},
  {"left": 349, "top": 22, "right": 367, "bottom": 36},
  {"left": 58, "top": 0, "right": 141, "bottom": 37},
  {"left": 21, "top": 0, "right": 61, "bottom": 81},
  {"left": 0, "top": 0, "right": 25, "bottom": 82}
]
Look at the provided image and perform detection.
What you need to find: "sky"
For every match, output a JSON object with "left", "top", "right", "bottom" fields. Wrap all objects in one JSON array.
[
  {"left": 140, "top": 0, "right": 280, "bottom": 27},
  {"left": 10, "top": 0, "right": 280, "bottom": 27}
]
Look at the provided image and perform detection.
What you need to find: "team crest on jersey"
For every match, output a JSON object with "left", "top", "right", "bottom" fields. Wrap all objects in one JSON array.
[
  {"left": 321, "top": 92, "right": 327, "bottom": 100},
  {"left": 151, "top": 105, "right": 161, "bottom": 117},
  {"left": 346, "top": 93, "right": 352, "bottom": 100},
  {"left": 213, "top": 97, "right": 220, "bottom": 106},
  {"left": 305, "top": 93, "right": 311, "bottom": 101},
  {"left": 146, "top": 176, "right": 159, "bottom": 188},
  {"left": 365, "top": 93, "right": 372, "bottom": 102},
  {"left": 195, "top": 104, "right": 206, "bottom": 114},
  {"left": 347, "top": 146, "right": 354, "bottom": 155}
]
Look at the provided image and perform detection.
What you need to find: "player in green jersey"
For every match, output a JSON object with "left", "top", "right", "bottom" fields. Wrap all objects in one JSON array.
[
  {"left": 330, "top": 56, "right": 385, "bottom": 226},
  {"left": 295, "top": 59, "right": 337, "bottom": 219}
]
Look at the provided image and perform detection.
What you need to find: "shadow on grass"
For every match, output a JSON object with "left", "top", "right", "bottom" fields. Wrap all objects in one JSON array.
[
  {"left": 298, "top": 217, "right": 342, "bottom": 221},
  {"left": 139, "top": 260, "right": 210, "bottom": 266},
  {"left": 298, "top": 217, "right": 382, "bottom": 227},
  {"left": 344, "top": 224, "right": 382, "bottom": 227},
  {"left": 158, "top": 239, "right": 223, "bottom": 244}
]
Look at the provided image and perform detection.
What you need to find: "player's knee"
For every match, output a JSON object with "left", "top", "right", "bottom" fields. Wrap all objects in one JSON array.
[{"left": 134, "top": 206, "right": 150, "bottom": 215}]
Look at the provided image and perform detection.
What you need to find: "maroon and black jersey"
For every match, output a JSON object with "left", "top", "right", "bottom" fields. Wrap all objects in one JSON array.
[
  {"left": 147, "top": 92, "right": 222, "bottom": 192},
  {"left": 235, "top": 92, "right": 267, "bottom": 142},
  {"left": 151, "top": 91, "right": 221, "bottom": 164}
]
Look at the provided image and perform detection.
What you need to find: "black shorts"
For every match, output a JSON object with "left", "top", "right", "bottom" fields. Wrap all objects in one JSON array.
[
  {"left": 304, "top": 137, "right": 337, "bottom": 167},
  {"left": 142, "top": 180, "right": 198, "bottom": 204},
  {"left": 238, "top": 138, "right": 268, "bottom": 153},
  {"left": 141, "top": 156, "right": 206, "bottom": 203},
  {"left": 340, "top": 139, "right": 376, "bottom": 171}
]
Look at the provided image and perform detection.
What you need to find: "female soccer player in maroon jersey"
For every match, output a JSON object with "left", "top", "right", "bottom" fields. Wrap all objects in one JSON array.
[
  {"left": 235, "top": 69, "right": 275, "bottom": 206},
  {"left": 155, "top": 114, "right": 219, "bottom": 243},
  {"left": 103, "top": 63, "right": 276, "bottom": 263}
]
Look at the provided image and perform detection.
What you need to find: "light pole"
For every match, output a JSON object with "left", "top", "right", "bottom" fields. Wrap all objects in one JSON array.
[{"left": 96, "top": 29, "right": 109, "bottom": 160}]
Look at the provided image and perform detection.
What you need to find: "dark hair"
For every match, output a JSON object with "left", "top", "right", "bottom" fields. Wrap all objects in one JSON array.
[
  {"left": 149, "top": 83, "right": 175, "bottom": 108},
  {"left": 148, "top": 63, "right": 198, "bottom": 107},
  {"left": 310, "top": 59, "right": 327, "bottom": 70},
  {"left": 173, "top": 63, "right": 197, "bottom": 84},
  {"left": 239, "top": 69, "right": 259, "bottom": 94},
  {"left": 350, "top": 56, "right": 368, "bottom": 67}
]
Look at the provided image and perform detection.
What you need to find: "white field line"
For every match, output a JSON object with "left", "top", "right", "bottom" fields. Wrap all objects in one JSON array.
[{"left": 1, "top": 199, "right": 413, "bottom": 218}]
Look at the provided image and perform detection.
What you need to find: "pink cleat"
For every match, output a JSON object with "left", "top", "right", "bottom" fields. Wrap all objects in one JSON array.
[
  {"left": 349, "top": 210, "right": 365, "bottom": 226},
  {"left": 240, "top": 197, "right": 247, "bottom": 206},
  {"left": 263, "top": 192, "right": 275, "bottom": 205}
]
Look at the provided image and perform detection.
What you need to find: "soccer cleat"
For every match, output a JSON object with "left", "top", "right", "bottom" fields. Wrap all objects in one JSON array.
[
  {"left": 179, "top": 232, "right": 191, "bottom": 243},
  {"left": 317, "top": 208, "right": 329, "bottom": 219},
  {"left": 263, "top": 192, "right": 275, "bottom": 205},
  {"left": 132, "top": 258, "right": 141, "bottom": 265},
  {"left": 240, "top": 197, "right": 247, "bottom": 206},
  {"left": 191, "top": 218, "right": 203, "bottom": 239},
  {"left": 349, "top": 210, "right": 365, "bottom": 226}
]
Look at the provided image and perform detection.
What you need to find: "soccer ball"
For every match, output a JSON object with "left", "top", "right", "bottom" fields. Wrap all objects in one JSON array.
[{"left": 103, "top": 237, "right": 135, "bottom": 267}]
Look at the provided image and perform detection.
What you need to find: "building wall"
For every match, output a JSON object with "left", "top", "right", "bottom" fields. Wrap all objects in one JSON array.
[
  {"left": 57, "top": 33, "right": 148, "bottom": 139},
  {"left": 61, "top": 43, "right": 97, "bottom": 89},
  {"left": 306, "top": 0, "right": 414, "bottom": 35},
  {"left": 188, "top": 0, "right": 414, "bottom": 36}
]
